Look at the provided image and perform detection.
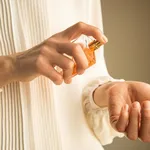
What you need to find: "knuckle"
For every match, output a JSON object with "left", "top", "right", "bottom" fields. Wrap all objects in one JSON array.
[
  {"left": 36, "top": 55, "right": 44, "bottom": 69},
  {"left": 42, "top": 39, "right": 57, "bottom": 52},
  {"left": 39, "top": 44, "right": 56, "bottom": 60},
  {"left": 46, "top": 37, "right": 55, "bottom": 44},
  {"left": 40, "top": 45, "right": 49, "bottom": 54},
  {"left": 1, "top": 56, "right": 15, "bottom": 73},
  {"left": 64, "top": 60, "right": 74, "bottom": 69},
  {"left": 51, "top": 71, "right": 63, "bottom": 84},
  {"left": 35, "top": 56, "right": 49, "bottom": 75},
  {"left": 97, "top": 28, "right": 103, "bottom": 35},
  {"left": 95, "top": 27, "right": 101, "bottom": 34},
  {"left": 72, "top": 44, "right": 81, "bottom": 52},
  {"left": 76, "top": 21, "right": 84, "bottom": 29}
]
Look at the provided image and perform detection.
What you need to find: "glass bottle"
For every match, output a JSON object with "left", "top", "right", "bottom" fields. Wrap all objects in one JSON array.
[
  {"left": 55, "top": 36, "right": 102, "bottom": 77},
  {"left": 72, "top": 37, "right": 101, "bottom": 76}
]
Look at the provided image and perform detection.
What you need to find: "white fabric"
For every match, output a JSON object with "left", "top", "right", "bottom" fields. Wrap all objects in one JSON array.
[
  {"left": 82, "top": 76, "right": 125, "bottom": 145},
  {"left": 0, "top": 0, "right": 121, "bottom": 150}
]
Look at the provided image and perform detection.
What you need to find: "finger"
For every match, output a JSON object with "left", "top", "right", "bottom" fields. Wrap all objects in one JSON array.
[
  {"left": 39, "top": 44, "right": 75, "bottom": 83},
  {"left": 139, "top": 101, "right": 150, "bottom": 142},
  {"left": 51, "top": 53, "right": 74, "bottom": 84},
  {"left": 115, "top": 104, "right": 129, "bottom": 132},
  {"left": 53, "top": 65, "right": 73, "bottom": 84},
  {"left": 56, "top": 42, "right": 89, "bottom": 74},
  {"left": 62, "top": 22, "right": 108, "bottom": 44},
  {"left": 108, "top": 85, "right": 126, "bottom": 129},
  {"left": 36, "top": 56, "right": 63, "bottom": 85},
  {"left": 109, "top": 96, "right": 125, "bottom": 129},
  {"left": 126, "top": 102, "right": 140, "bottom": 140}
]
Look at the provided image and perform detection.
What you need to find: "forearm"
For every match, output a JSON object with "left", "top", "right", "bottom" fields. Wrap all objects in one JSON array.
[{"left": 0, "top": 55, "right": 16, "bottom": 87}]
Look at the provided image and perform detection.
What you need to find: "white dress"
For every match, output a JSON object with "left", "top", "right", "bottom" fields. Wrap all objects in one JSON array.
[{"left": 0, "top": 0, "right": 123, "bottom": 150}]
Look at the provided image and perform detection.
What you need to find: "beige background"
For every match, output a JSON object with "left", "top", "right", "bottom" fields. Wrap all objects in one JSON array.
[{"left": 101, "top": 0, "right": 150, "bottom": 149}]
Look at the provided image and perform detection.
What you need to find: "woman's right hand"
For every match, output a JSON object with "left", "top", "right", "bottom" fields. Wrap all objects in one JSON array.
[{"left": 6, "top": 22, "right": 108, "bottom": 85}]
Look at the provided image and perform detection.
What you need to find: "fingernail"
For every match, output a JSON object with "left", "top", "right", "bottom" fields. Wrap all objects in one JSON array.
[
  {"left": 132, "top": 102, "right": 140, "bottom": 109},
  {"left": 102, "top": 35, "right": 108, "bottom": 43},
  {"left": 65, "top": 77, "right": 72, "bottom": 84},
  {"left": 54, "top": 80, "right": 63, "bottom": 85},
  {"left": 77, "top": 70, "right": 85, "bottom": 75},
  {"left": 53, "top": 77, "right": 63, "bottom": 85},
  {"left": 143, "top": 101, "right": 150, "bottom": 110}
]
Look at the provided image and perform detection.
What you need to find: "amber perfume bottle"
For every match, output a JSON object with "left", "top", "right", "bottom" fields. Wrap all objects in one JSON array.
[
  {"left": 72, "top": 39, "right": 101, "bottom": 76},
  {"left": 55, "top": 36, "right": 101, "bottom": 77}
]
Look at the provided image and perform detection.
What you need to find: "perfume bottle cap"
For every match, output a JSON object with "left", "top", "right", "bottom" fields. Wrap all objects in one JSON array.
[
  {"left": 72, "top": 35, "right": 101, "bottom": 51},
  {"left": 88, "top": 40, "right": 101, "bottom": 50}
]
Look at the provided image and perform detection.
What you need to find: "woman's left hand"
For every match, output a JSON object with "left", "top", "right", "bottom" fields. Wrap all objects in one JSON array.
[{"left": 94, "top": 81, "right": 150, "bottom": 142}]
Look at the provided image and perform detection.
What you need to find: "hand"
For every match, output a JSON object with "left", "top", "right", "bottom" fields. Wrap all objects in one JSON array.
[
  {"left": 12, "top": 22, "right": 108, "bottom": 85},
  {"left": 94, "top": 81, "right": 150, "bottom": 142},
  {"left": 108, "top": 81, "right": 150, "bottom": 142}
]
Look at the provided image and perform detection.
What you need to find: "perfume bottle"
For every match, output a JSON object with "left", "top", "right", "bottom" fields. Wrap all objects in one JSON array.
[
  {"left": 72, "top": 36, "right": 101, "bottom": 76},
  {"left": 54, "top": 36, "right": 102, "bottom": 77}
]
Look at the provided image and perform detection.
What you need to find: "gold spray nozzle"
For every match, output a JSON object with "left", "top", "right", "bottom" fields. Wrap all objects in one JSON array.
[{"left": 88, "top": 40, "right": 101, "bottom": 51}]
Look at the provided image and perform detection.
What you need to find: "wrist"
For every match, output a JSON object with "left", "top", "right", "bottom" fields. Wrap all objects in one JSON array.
[
  {"left": 11, "top": 47, "right": 41, "bottom": 82},
  {"left": 93, "top": 81, "right": 115, "bottom": 107},
  {"left": 0, "top": 55, "right": 17, "bottom": 86}
]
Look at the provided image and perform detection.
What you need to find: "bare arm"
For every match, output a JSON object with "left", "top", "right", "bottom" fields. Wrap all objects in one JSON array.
[
  {"left": 0, "top": 55, "right": 16, "bottom": 87},
  {"left": 0, "top": 22, "right": 107, "bottom": 88}
]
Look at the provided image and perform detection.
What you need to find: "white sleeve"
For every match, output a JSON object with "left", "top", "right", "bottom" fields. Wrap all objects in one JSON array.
[{"left": 82, "top": 76, "right": 125, "bottom": 146}]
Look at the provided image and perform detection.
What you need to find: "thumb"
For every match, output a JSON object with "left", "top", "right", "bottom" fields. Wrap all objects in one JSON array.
[{"left": 108, "top": 88, "right": 126, "bottom": 129}]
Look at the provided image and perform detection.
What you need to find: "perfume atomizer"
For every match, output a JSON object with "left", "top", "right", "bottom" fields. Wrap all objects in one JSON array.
[{"left": 54, "top": 36, "right": 102, "bottom": 77}]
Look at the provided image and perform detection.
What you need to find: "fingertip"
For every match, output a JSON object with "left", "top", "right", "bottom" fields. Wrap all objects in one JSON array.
[
  {"left": 53, "top": 78, "right": 63, "bottom": 85},
  {"left": 53, "top": 75, "right": 63, "bottom": 85},
  {"left": 77, "top": 69, "right": 85, "bottom": 75},
  {"left": 102, "top": 35, "right": 108, "bottom": 43},
  {"left": 132, "top": 101, "right": 141, "bottom": 109},
  {"left": 64, "top": 77, "right": 72, "bottom": 84},
  {"left": 142, "top": 101, "right": 150, "bottom": 110}
]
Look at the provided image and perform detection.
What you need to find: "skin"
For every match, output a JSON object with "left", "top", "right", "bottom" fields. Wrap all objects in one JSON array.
[
  {"left": 0, "top": 22, "right": 107, "bottom": 87},
  {"left": 1, "top": 21, "right": 150, "bottom": 143},
  {"left": 94, "top": 81, "right": 150, "bottom": 142}
]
